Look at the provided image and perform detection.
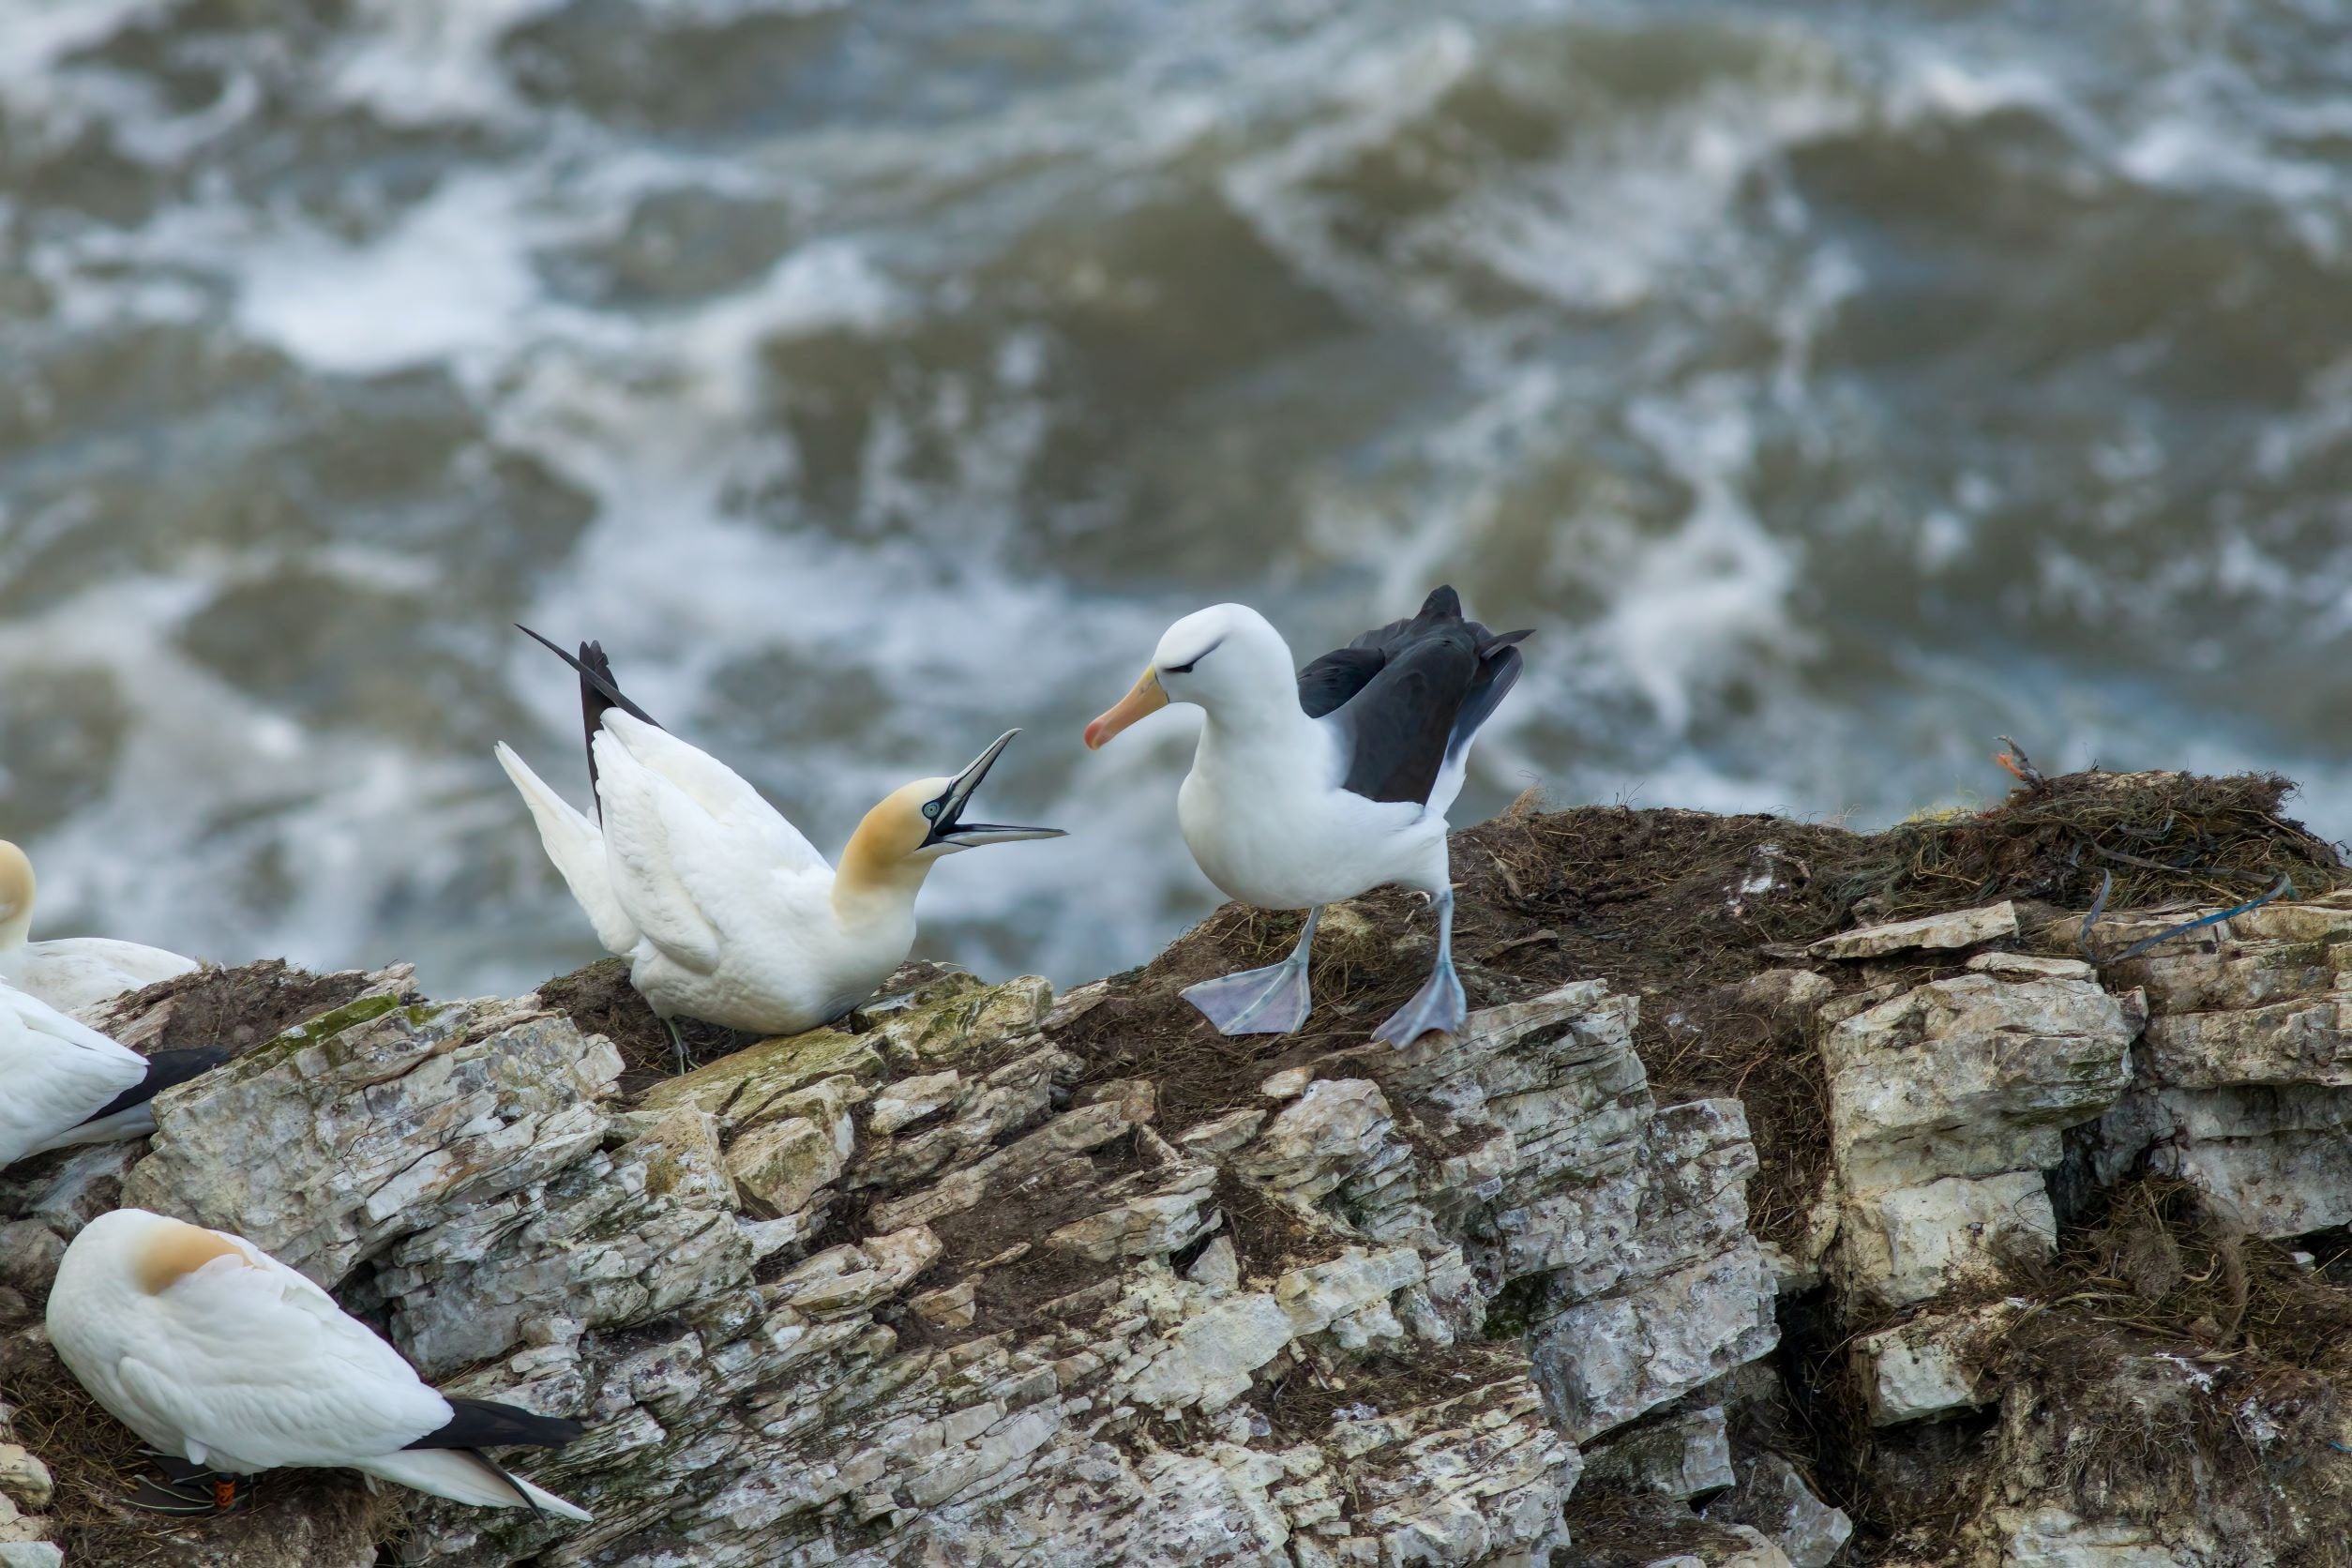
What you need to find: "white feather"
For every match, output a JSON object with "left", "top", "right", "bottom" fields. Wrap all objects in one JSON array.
[
  {"left": 0, "top": 985, "right": 148, "bottom": 1168},
  {"left": 1156, "top": 607, "right": 1455, "bottom": 909},
  {"left": 495, "top": 742, "right": 641, "bottom": 955},
  {"left": 47, "top": 1211, "right": 591, "bottom": 1522},
  {"left": 497, "top": 715, "right": 957, "bottom": 1034}
]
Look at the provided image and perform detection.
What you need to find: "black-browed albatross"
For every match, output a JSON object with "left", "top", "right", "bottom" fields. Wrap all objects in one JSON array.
[{"left": 1085, "top": 585, "right": 1528, "bottom": 1045}]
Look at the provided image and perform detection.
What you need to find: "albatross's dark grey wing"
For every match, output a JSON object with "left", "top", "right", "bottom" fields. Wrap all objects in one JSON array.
[
  {"left": 516, "top": 626, "right": 662, "bottom": 819},
  {"left": 1303, "top": 586, "right": 1530, "bottom": 807}
]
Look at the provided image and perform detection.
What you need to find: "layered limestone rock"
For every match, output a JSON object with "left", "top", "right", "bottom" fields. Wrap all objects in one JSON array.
[
  {"left": 1814, "top": 913, "right": 2137, "bottom": 1310},
  {"left": 5, "top": 958, "right": 1765, "bottom": 1567},
  {"left": 15, "top": 781, "right": 2352, "bottom": 1567},
  {"left": 2073, "top": 893, "right": 2352, "bottom": 1237}
]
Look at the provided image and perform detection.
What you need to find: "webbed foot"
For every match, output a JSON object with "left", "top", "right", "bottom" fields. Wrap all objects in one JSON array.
[{"left": 1182, "top": 959, "right": 1314, "bottom": 1035}]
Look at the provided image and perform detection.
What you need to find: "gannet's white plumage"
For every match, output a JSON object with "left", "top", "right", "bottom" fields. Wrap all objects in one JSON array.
[
  {"left": 0, "top": 985, "right": 151, "bottom": 1168},
  {"left": 1086, "top": 587, "right": 1527, "bottom": 1045},
  {"left": 47, "top": 1210, "right": 592, "bottom": 1521},
  {"left": 0, "top": 841, "right": 199, "bottom": 1014},
  {"left": 498, "top": 633, "right": 1063, "bottom": 1038}
]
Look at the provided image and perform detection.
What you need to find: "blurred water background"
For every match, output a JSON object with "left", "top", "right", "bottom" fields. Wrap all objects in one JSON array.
[{"left": 2, "top": 0, "right": 2349, "bottom": 999}]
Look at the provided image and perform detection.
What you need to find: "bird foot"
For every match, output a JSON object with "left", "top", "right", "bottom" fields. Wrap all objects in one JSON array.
[
  {"left": 1371, "top": 960, "right": 1467, "bottom": 1047},
  {"left": 663, "top": 1017, "right": 696, "bottom": 1076},
  {"left": 1181, "top": 959, "right": 1314, "bottom": 1036},
  {"left": 126, "top": 1462, "right": 248, "bottom": 1515}
]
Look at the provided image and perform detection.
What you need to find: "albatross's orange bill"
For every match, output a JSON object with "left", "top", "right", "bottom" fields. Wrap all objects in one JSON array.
[{"left": 1084, "top": 668, "right": 1168, "bottom": 749}]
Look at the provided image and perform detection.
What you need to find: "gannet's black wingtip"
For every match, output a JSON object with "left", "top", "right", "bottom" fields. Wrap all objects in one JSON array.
[
  {"left": 408, "top": 1397, "right": 586, "bottom": 1453},
  {"left": 80, "top": 1045, "right": 232, "bottom": 1128},
  {"left": 512, "top": 626, "right": 661, "bottom": 731}
]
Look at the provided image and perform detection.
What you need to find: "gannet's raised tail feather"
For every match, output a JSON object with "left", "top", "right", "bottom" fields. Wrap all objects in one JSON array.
[
  {"left": 354, "top": 1448, "right": 592, "bottom": 1523},
  {"left": 494, "top": 744, "right": 640, "bottom": 956}
]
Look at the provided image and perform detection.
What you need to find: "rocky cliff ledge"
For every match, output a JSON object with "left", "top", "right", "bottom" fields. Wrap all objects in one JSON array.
[{"left": 7, "top": 772, "right": 2352, "bottom": 1568}]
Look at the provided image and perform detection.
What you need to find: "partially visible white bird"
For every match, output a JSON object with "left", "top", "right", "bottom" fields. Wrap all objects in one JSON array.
[
  {"left": 0, "top": 986, "right": 224, "bottom": 1169},
  {"left": 1085, "top": 586, "right": 1528, "bottom": 1046},
  {"left": 47, "top": 1209, "right": 592, "bottom": 1521},
  {"left": 0, "top": 840, "right": 199, "bottom": 1013},
  {"left": 496, "top": 629, "right": 1064, "bottom": 1056}
]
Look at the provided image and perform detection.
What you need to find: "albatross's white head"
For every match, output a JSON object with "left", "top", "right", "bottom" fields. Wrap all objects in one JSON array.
[
  {"left": 835, "top": 731, "right": 1065, "bottom": 909},
  {"left": 1083, "top": 603, "right": 1298, "bottom": 748}
]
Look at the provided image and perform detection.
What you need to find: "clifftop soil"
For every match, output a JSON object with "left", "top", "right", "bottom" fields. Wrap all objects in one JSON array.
[{"left": 1, "top": 768, "right": 2349, "bottom": 1567}]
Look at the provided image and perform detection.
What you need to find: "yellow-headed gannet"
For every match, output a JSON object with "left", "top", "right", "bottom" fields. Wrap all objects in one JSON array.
[
  {"left": 0, "top": 986, "right": 225, "bottom": 1168},
  {"left": 1085, "top": 586, "right": 1527, "bottom": 1045},
  {"left": 0, "top": 840, "right": 199, "bottom": 1013},
  {"left": 47, "top": 1209, "right": 592, "bottom": 1520},
  {"left": 497, "top": 629, "right": 1063, "bottom": 1059}
]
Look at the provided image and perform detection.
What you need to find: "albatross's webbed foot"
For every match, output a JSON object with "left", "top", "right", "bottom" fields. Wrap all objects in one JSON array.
[
  {"left": 1371, "top": 886, "right": 1466, "bottom": 1047},
  {"left": 1370, "top": 956, "right": 1466, "bottom": 1046},
  {"left": 1182, "top": 959, "right": 1314, "bottom": 1035},
  {"left": 1181, "top": 906, "right": 1322, "bottom": 1036}
]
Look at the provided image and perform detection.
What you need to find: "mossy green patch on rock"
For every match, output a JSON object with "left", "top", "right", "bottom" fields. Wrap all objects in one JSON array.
[
  {"left": 866, "top": 974, "right": 1053, "bottom": 1073},
  {"left": 640, "top": 1029, "right": 887, "bottom": 1130}
]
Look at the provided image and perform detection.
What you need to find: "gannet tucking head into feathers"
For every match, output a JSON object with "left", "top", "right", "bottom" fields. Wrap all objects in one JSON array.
[
  {"left": 0, "top": 840, "right": 201, "bottom": 1014},
  {"left": 1087, "top": 587, "right": 1529, "bottom": 1045},
  {"left": 47, "top": 1209, "right": 593, "bottom": 1520},
  {"left": 498, "top": 631, "right": 1063, "bottom": 1054}
]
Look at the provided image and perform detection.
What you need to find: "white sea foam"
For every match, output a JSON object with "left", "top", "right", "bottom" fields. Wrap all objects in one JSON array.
[
  {"left": 5, "top": 0, "right": 2352, "bottom": 1000},
  {"left": 237, "top": 175, "right": 543, "bottom": 376}
]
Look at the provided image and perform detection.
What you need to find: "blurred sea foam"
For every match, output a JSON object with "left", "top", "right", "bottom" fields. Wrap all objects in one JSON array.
[{"left": 3, "top": 0, "right": 2350, "bottom": 996}]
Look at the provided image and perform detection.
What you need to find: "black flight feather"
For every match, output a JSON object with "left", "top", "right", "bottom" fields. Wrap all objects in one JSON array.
[
  {"left": 515, "top": 625, "right": 664, "bottom": 821},
  {"left": 1296, "top": 586, "right": 1531, "bottom": 807},
  {"left": 405, "top": 1397, "right": 584, "bottom": 1452},
  {"left": 78, "top": 1046, "right": 230, "bottom": 1128},
  {"left": 402, "top": 1399, "right": 583, "bottom": 1515}
]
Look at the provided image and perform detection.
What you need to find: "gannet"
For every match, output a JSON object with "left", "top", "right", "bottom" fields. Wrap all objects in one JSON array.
[
  {"left": 1085, "top": 586, "right": 1528, "bottom": 1045},
  {"left": 0, "top": 840, "right": 199, "bottom": 1013},
  {"left": 0, "top": 985, "right": 225, "bottom": 1168},
  {"left": 497, "top": 629, "right": 1064, "bottom": 1055},
  {"left": 47, "top": 1209, "right": 592, "bottom": 1520}
]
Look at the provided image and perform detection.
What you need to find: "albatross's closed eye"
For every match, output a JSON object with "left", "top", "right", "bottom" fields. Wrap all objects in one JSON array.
[{"left": 1161, "top": 636, "right": 1225, "bottom": 675}]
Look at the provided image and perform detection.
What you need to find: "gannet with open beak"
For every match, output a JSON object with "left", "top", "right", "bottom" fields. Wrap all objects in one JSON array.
[
  {"left": 48, "top": 1209, "right": 592, "bottom": 1520},
  {"left": 0, "top": 841, "right": 199, "bottom": 1014},
  {"left": 1085, "top": 586, "right": 1528, "bottom": 1046},
  {"left": 497, "top": 629, "right": 1064, "bottom": 1052},
  {"left": 0, "top": 985, "right": 226, "bottom": 1168}
]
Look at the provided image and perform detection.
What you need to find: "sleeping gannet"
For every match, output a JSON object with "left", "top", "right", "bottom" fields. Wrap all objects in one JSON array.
[
  {"left": 1085, "top": 586, "right": 1527, "bottom": 1046},
  {"left": 0, "top": 986, "right": 225, "bottom": 1168},
  {"left": 497, "top": 630, "right": 1064, "bottom": 1055},
  {"left": 48, "top": 1209, "right": 591, "bottom": 1520},
  {"left": 0, "top": 840, "right": 199, "bottom": 1013}
]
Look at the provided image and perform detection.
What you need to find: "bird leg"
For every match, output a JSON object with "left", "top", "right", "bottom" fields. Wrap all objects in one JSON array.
[
  {"left": 1181, "top": 907, "right": 1322, "bottom": 1035},
  {"left": 127, "top": 1453, "right": 247, "bottom": 1515},
  {"left": 664, "top": 1016, "right": 693, "bottom": 1076},
  {"left": 1372, "top": 886, "right": 1467, "bottom": 1047}
]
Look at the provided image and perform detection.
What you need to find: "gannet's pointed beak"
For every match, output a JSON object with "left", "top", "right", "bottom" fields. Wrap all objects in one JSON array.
[
  {"left": 1084, "top": 668, "right": 1168, "bottom": 750},
  {"left": 924, "top": 731, "right": 1066, "bottom": 850}
]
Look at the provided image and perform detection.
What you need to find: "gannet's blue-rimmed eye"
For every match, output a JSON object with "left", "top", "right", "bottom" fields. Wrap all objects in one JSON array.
[{"left": 923, "top": 801, "right": 942, "bottom": 819}]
